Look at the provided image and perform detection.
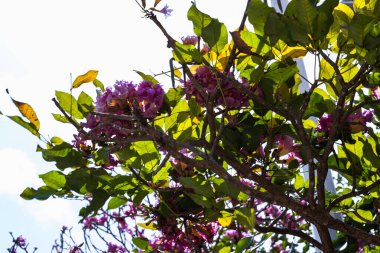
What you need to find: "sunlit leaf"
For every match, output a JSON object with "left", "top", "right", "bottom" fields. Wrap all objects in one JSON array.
[
  {"left": 137, "top": 222, "right": 158, "bottom": 230},
  {"left": 107, "top": 196, "right": 127, "bottom": 210},
  {"left": 7, "top": 90, "right": 40, "bottom": 131},
  {"left": 247, "top": 0, "right": 276, "bottom": 36},
  {"left": 234, "top": 207, "right": 255, "bottom": 230},
  {"left": 39, "top": 171, "right": 66, "bottom": 190},
  {"left": 187, "top": 5, "right": 227, "bottom": 53},
  {"left": 72, "top": 70, "right": 98, "bottom": 88},
  {"left": 132, "top": 237, "right": 149, "bottom": 250},
  {"left": 134, "top": 70, "right": 159, "bottom": 85},
  {"left": 218, "top": 211, "right": 234, "bottom": 227},
  {"left": 55, "top": 91, "right": 84, "bottom": 119},
  {"left": 7, "top": 115, "right": 40, "bottom": 138}
]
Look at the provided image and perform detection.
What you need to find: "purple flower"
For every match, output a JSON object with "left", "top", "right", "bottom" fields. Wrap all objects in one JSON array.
[
  {"left": 181, "top": 35, "right": 198, "bottom": 45},
  {"left": 184, "top": 66, "right": 249, "bottom": 108},
  {"left": 95, "top": 80, "right": 136, "bottom": 113},
  {"left": 69, "top": 246, "right": 82, "bottom": 253},
  {"left": 107, "top": 242, "right": 126, "bottom": 253},
  {"left": 316, "top": 113, "right": 334, "bottom": 134},
  {"left": 275, "top": 135, "right": 294, "bottom": 156},
  {"left": 225, "top": 230, "right": 243, "bottom": 243},
  {"left": 160, "top": 4, "right": 173, "bottom": 18},
  {"left": 373, "top": 87, "right": 380, "bottom": 99},
  {"left": 15, "top": 236, "right": 26, "bottom": 247},
  {"left": 282, "top": 144, "right": 303, "bottom": 165},
  {"left": 136, "top": 81, "right": 164, "bottom": 118},
  {"left": 201, "top": 44, "right": 210, "bottom": 55},
  {"left": 83, "top": 217, "right": 98, "bottom": 230},
  {"left": 347, "top": 109, "right": 373, "bottom": 133}
]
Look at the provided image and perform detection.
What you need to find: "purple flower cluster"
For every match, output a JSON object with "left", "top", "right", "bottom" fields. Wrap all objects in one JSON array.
[
  {"left": 106, "top": 242, "right": 126, "bottom": 253},
  {"left": 184, "top": 66, "right": 251, "bottom": 108},
  {"left": 15, "top": 236, "right": 26, "bottom": 247},
  {"left": 136, "top": 81, "right": 165, "bottom": 118},
  {"left": 181, "top": 35, "right": 198, "bottom": 45},
  {"left": 95, "top": 80, "right": 164, "bottom": 118},
  {"left": 83, "top": 214, "right": 107, "bottom": 230},
  {"left": 78, "top": 80, "right": 164, "bottom": 142},
  {"left": 255, "top": 200, "right": 304, "bottom": 230},
  {"left": 316, "top": 109, "right": 373, "bottom": 135}
]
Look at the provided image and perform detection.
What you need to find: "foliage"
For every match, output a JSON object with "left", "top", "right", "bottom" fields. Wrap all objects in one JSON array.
[{"left": 4, "top": 0, "right": 380, "bottom": 252}]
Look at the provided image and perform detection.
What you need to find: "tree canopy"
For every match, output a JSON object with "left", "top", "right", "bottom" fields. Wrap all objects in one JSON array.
[{"left": 4, "top": 0, "right": 380, "bottom": 252}]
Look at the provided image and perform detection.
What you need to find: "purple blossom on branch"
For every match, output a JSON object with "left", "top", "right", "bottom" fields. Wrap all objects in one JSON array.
[
  {"left": 181, "top": 35, "right": 198, "bottom": 45},
  {"left": 136, "top": 81, "right": 164, "bottom": 118},
  {"left": 160, "top": 4, "right": 173, "bottom": 18}
]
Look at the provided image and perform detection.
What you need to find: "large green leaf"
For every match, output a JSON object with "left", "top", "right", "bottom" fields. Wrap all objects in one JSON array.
[
  {"left": 39, "top": 171, "right": 66, "bottom": 190},
  {"left": 173, "top": 42, "right": 203, "bottom": 64},
  {"left": 180, "top": 175, "right": 214, "bottom": 198},
  {"left": 285, "top": 0, "right": 318, "bottom": 37},
  {"left": 234, "top": 207, "right": 255, "bottom": 230},
  {"left": 247, "top": 0, "right": 276, "bottom": 36},
  {"left": 187, "top": 5, "right": 227, "bottom": 53},
  {"left": 55, "top": 91, "right": 84, "bottom": 119},
  {"left": 7, "top": 115, "right": 40, "bottom": 138},
  {"left": 20, "top": 186, "right": 56, "bottom": 200}
]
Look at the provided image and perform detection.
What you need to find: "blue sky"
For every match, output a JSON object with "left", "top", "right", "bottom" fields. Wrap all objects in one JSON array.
[{"left": 0, "top": 0, "right": 247, "bottom": 251}]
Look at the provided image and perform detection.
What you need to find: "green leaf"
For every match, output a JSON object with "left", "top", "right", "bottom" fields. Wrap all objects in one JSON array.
[
  {"left": 81, "top": 189, "right": 109, "bottom": 217},
  {"left": 285, "top": 0, "right": 318, "bottom": 37},
  {"left": 107, "top": 196, "right": 127, "bottom": 210},
  {"left": 304, "top": 88, "right": 335, "bottom": 118},
  {"left": 348, "top": 14, "right": 375, "bottom": 46},
  {"left": 187, "top": 5, "right": 227, "bottom": 53},
  {"left": 219, "top": 247, "right": 231, "bottom": 253},
  {"left": 133, "top": 141, "right": 160, "bottom": 170},
  {"left": 93, "top": 79, "right": 105, "bottom": 91},
  {"left": 180, "top": 175, "right": 214, "bottom": 198},
  {"left": 247, "top": 0, "right": 276, "bottom": 36},
  {"left": 264, "top": 61, "right": 299, "bottom": 83},
  {"left": 55, "top": 91, "right": 84, "bottom": 119},
  {"left": 39, "top": 171, "right": 66, "bottom": 190},
  {"left": 235, "top": 236, "right": 255, "bottom": 253},
  {"left": 132, "top": 237, "right": 149, "bottom": 250},
  {"left": 346, "top": 209, "right": 373, "bottom": 223},
  {"left": 234, "top": 207, "right": 255, "bottom": 230},
  {"left": 52, "top": 113, "right": 70, "bottom": 123},
  {"left": 265, "top": 13, "right": 289, "bottom": 45},
  {"left": 134, "top": 70, "right": 159, "bottom": 85},
  {"left": 7, "top": 115, "right": 40, "bottom": 138},
  {"left": 173, "top": 42, "right": 203, "bottom": 64},
  {"left": 40, "top": 141, "right": 86, "bottom": 170},
  {"left": 20, "top": 186, "right": 55, "bottom": 200},
  {"left": 77, "top": 91, "right": 94, "bottom": 117},
  {"left": 239, "top": 31, "right": 272, "bottom": 57},
  {"left": 189, "top": 193, "right": 213, "bottom": 208},
  {"left": 165, "top": 87, "right": 185, "bottom": 107}
]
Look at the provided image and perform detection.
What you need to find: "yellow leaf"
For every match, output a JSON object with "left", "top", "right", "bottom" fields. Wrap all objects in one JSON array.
[
  {"left": 272, "top": 40, "right": 307, "bottom": 60},
  {"left": 282, "top": 46, "right": 308, "bottom": 59},
  {"left": 174, "top": 68, "right": 182, "bottom": 78},
  {"left": 72, "top": 70, "right": 98, "bottom": 88},
  {"left": 137, "top": 222, "right": 158, "bottom": 230},
  {"left": 218, "top": 211, "right": 233, "bottom": 228},
  {"left": 7, "top": 90, "right": 40, "bottom": 130}
]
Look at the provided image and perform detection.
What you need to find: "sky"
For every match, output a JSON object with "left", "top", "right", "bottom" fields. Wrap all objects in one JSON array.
[{"left": 0, "top": 0, "right": 248, "bottom": 251}]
